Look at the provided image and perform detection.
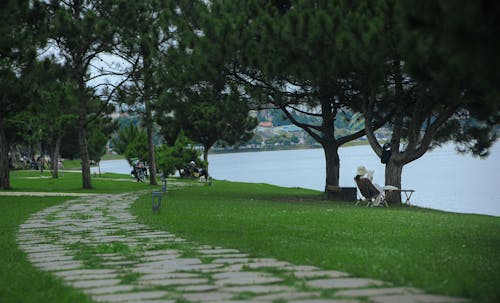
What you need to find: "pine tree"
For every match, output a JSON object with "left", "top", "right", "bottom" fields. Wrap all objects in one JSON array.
[
  {"left": 0, "top": 0, "right": 47, "bottom": 189},
  {"left": 46, "top": 0, "right": 125, "bottom": 188}
]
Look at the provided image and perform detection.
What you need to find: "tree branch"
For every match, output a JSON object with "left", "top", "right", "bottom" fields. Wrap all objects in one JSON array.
[
  {"left": 286, "top": 105, "right": 323, "bottom": 117},
  {"left": 280, "top": 104, "right": 323, "bottom": 142},
  {"left": 407, "top": 106, "right": 457, "bottom": 163}
]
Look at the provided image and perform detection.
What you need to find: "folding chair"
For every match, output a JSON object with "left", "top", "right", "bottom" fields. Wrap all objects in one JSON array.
[{"left": 354, "top": 177, "right": 387, "bottom": 207}]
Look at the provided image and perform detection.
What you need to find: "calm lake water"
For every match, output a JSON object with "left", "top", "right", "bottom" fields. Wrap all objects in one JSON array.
[{"left": 94, "top": 143, "right": 500, "bottom": 217}]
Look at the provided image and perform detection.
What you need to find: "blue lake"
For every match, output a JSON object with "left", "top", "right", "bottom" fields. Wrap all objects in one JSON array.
[{"left": 94, "top": 143, "right": 500, "bottom": 217}]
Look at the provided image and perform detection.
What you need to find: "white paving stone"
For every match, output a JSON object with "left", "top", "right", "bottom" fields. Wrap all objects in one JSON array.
[
  {"left": 176, "top": 284, "right": 219, "bottom": 292},
  {"left": 289, "top": 300, "right": 360, "bottom": 303},
  {"left": 139, "top": 278, "right": 209, "bottom": 287},
  {"left": 213, "top": 270, "right": 283, "bottom": 286},
  {"left": 141, "top": 254, "right": 180, "bottom": 262},
  {"left": 84, "top": 285, "right": 136, "bottom": 295},
  {"left": 64, "top": 273, "right": 118, "bottom": 281},
  {"left": 142, "top": 249, "right": 180, "bottom": 256},
  {"left": 254, "top": 291, "right": 322, "bottom": 301},
  {"left": 71, "top": 278, "right": 122, "bottom": 288},
  {"left": 294, "top": 270, "right": 350, "bottom": 279},
  {"left": 370, "top": 294, "right": 468, "bottom": 303},
  {"left": 202, "top": 253, "right": 250, "bottom": 258},
  {"left": 35, "top": 260, "right": 83, "bottom": 271},
  {"left": 140, "top": 272, "right": 201, "bottom": 281},
  {"left": 198, "top": 248, "right": 241, "bottom": 254},
  {"left": 223, "top": 285, "right": 295, "bottom": 294},
  {"left": 53, "top": 269, "right": 116, "bottom": 277},
  {"left": 182, "top": 291, "right": 234, "bottom": 302},
  {"left": 93, "top": 291, "right": 169, "bottom": 302},
  {"left": 335, "top": 287, "right": 423, "bottom": 297},
  {"left": 213, "top": 257, "right": 251, "bottom": 264},
  {"left": 306, "top": 278, "right": 385, "bottom": 289}
]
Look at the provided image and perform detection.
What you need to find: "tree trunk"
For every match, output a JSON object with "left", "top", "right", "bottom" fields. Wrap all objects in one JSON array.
[
  {"left": 203, "top": 147, "right": 209, "bottom": 163},
  {"left": 78, "top": 120, "right": 92, "bottom": 189},
  {"left": 203, "top": 145, "right": 210, "bottom": 177},
  {"left": 146, "top": 122, "right": 158, "bottom": 185},
  {"left": 50, "top": 135, "right": 61, "bottom": 178},
  {"left": 385, "top": 158, "right": 403, "bottom": 204},
  {"left": 142, "top": 40, "right": 158, "bottom": 186},
  {"left": 0, "top": 118, "right": 11, "bottom": 189},
  {"left": 323, "top": 142, "right": 340, "bottom": 190}
]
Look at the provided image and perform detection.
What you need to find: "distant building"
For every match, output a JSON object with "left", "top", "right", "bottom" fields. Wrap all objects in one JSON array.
[{"left": 258, "top": 121, "right": 273, "bottom": 128}]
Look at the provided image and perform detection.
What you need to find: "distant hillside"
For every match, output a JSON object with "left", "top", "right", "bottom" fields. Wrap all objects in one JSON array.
[{"left": 255, "top": 108, "right": 365, "bottom": 131}]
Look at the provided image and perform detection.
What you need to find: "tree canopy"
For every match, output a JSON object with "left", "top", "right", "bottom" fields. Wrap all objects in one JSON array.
[{"left": 0, "top": 0, "right": 497, "bottom": 198}]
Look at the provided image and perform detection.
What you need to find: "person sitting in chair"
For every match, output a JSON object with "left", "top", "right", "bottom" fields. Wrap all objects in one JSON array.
[{"left": 354, "top": 166, "right": 385, "bottom": 206}]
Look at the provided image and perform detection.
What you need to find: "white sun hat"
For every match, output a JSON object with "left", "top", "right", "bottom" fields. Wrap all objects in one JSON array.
[{"left": 356, "top": 166, "right": 367, "bottom": 176}]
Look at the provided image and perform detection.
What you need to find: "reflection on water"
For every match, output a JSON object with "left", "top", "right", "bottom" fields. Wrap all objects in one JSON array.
[{"left": 94, "top": 143, "right": 500, "bottom": 216}]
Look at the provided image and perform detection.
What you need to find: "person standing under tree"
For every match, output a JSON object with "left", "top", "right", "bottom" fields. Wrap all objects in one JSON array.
[{"left": 57, "top": 160, "right": 64, "bottom": 177}]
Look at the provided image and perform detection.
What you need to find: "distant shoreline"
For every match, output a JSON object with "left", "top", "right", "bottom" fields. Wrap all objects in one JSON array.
[
  {"left": 209, "top": 141, "right": 370, "bottom": 155},
  {"left": 100, "top": 141, "right": 372, "bottom": 159}
]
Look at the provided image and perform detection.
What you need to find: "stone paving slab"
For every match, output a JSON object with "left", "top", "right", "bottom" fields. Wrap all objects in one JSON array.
[
  {"left": 139, "top": 278, "right": 209, "bottom": 287},
  {"left": 92, "top": 291, "right": 170, "bottom": 302},
  {"left": 84, "top": 285, "right": 136, "bottom": 295},
  {"left": 215, "top": 276, "right": 283, "bottom": 286},
  {"left": 254, "top": 291, "right": 323, "bottom": 301},
  {"left": 53, "top": 268, "right": 117, "bottom": 277},
  {"left": 223, "top": 285, "right": 295, "bottom": 293},
  {"left": 140, "top": 272, "right": 201, "bottom": 280},
  {"left": 176, "top": 284, "right": 220, "bottom": 292},
  {"left": 306, "top": 278, "right": 385, "bottom": 289},
  {"left": 370, "top": 294, "right": 468, "bottom": 303},
  {"left": 198, "top": 248, "right": 241, "bottom": 254},
  {"left": 294, "top": 270, "right": 349, "bottom": 279},
  {"left": 71, "top": 278, "right": 122, "bottom": 288},
  {"left": 35, "top": 260, "right": 83, "bottom": 271},
  {"left": 182, "top": 291, "right": 235, "bottom": 302},
  {"left": 64, "top": 273, "right": 118, "bottom": 281},
  {"left": 288, "top": 300, "right": 360, "bottom": 303},
  {"left": 16, "top": 192, "right": 470, "bottom": 303},
  {"left": 203, "top": 253, "right": 250, "bottom": 258},
  {"left": 335, "top": 287, "right": 423, "bottom": 297}
]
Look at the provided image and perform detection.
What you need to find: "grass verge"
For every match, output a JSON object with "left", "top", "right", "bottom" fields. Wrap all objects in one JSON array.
[
  {"left": 131, "top": 180, "right": 500, "bottom": 303},
  {"left": 0, "top": 196, "right": 93, "bottom": 303}
]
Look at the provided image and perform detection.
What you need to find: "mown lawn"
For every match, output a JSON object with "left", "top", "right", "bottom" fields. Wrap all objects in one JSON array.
[
  {"left": 132, "top": 180, "right": 500, "bottom": 303},
  {"left": 6, "top": 170, "right": 155, "bottom": 193},
  {"left": 0, "top": 196, "right": 93, "bottom": 303}
]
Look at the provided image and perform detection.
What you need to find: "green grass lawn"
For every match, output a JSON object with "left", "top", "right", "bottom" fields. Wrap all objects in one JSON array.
[
  {"left": 2, "top": 171, "right": 499, "bottom": 303},
  {"left": 6, "top": 170, "right": 155, "bottom": 193},
  {"left": 131, "top": 180, "right": 500, "bottom": 303},
  {"left": 0, "top": 196, "right": 93, "bottom": 303}
]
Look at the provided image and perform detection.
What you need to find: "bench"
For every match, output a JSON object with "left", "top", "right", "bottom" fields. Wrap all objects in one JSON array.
[{"left": 325, "top": 185, "right": 357, "bottom": 201}]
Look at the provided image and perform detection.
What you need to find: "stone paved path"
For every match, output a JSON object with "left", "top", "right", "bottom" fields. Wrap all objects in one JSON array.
[{"left": 17, "top": 193, "right": 468, "bottom": 303}]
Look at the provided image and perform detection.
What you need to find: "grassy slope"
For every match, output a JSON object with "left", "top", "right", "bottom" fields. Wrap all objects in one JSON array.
[
  {"left": 0, "top": 196, "right": 93, "bottom": 303},
  {"left": 132, "top": 180, "right": 500, "bottom": 303}
]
